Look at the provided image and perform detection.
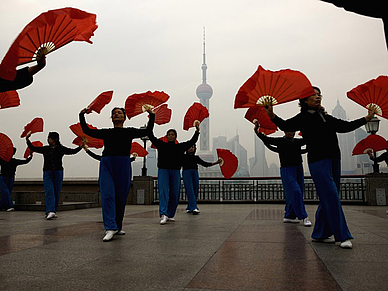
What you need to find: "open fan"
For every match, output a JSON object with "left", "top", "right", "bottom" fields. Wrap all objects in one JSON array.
[
  {"left": 352, "top": 134, "right": 388, "bottom": 155},
  {"left": 69, "top": 123, "right": 103, "bottom": 149},
  {"left": 20, "top": 117, "right": 44, "bottom": 138},
  {"left": 245, "top": 106, "right": 277, "bottom": 135},
  {"left": 234, "top": 65, "right": 315, "bottom": 109},
  {"left": 130, "top": 142, "right": 148, "bottom": 157},
  {"left": 347, "top": 76, "right": 388, "bottom": 119},
  {"left": 24, "top": 140, "right": 43, "bottom": 158},
  {"left": 125, "top": 91, "right": 170, "bottom": 119},
  {"left": 153, "top": 104, "right": 172, "bottom": 125},
  {"left": 0, "top": 91, "right": 20, "bottom": 109},
  {"left": 216, "top": 148, "right": 238, "bottom": 179},
  {"left": 0, "top": 7, "right": 98, "bottom": 81},
  {"left": 183, "top": 102, "right": 209, "bottom": 131},
  {"left": 0, "top": 133, "right": 14, "bottom": 162},
  {"left": 86, "top": 90, "right": 113, "bottom": 114},
  {"left": 151, "top": 136, "right": 179, "bottom": 149}
]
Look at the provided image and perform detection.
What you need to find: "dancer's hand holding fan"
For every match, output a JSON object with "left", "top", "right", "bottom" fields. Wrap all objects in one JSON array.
[
  {"left": 0, "top": 133, "right": 14, "bottom": 162},
  {"left": 24, "top": 141, "right": 43, "bottom": 158},
  {"left": 216, "top": 148, "right": 238, "bottom": 179},
  {"left": 352, "top": 134, "right": 388, "bottom": 155},
  {"left": 130, "top": 142, "right": 148, "bottom": 157},
  {"left": 69, "top": 123, "right": 103, "bottom": 148},
  {"left": 183, "top": 102, "right": 209, "bottom": 131},
  {"left": 125, "top": 91, "right": 169, "bottom": 119},
  {"left": 246, "top": 106, "right": 277, "bottom": 135},
  {"left": 20, "top": 117, "right": 44, "bottom": 138}
]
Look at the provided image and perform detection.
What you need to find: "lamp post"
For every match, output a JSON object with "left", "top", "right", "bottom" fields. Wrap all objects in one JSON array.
[
  {"left": 140, "top": 125, "right": 149, "bottom": 176},
  {"left": 365, "top": 117, "right": 380, "bottom": 173}
]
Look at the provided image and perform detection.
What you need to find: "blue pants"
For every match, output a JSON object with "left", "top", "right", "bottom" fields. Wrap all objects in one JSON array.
[
  {"left": 0, "top": 176, "right": 15, "bottom": 209},
  {"left": 43, "top": 170, "right": 63, "bottom": 214},
  {"left": 158, "top": 169, "right": 181, "bottom": 218},
  {"left": 182, "top": 169, "right": 199, "bottom": 211},
  {"left": 309, "top": 158, "right": 353, "bottom": 242},
  {"left": 99, "top": 156, "right": 131, "bottom": 231},
  {"left": 281, "top": 165, "right": 308, "bottom": 220}
]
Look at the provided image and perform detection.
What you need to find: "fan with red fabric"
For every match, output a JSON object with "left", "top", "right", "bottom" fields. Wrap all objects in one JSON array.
[
  {"left": 153, "top": 104, "right": 172, "bottom": 125},
  {"left": 69, "top": 123, "right": 103, "bottom": 149},
  {"left": 352, "top": 134, "right": 388, "bottom": 155},
  {"left": 0, "top": 7, "right": 98, "bottom": 81},
  {"left": 0, "top": 133, "right": 14, "bottom": 162},
  {"left": 347, "top": 76, "right": 388, "bottom": 119},
  {"left": 234, "top": 65, "right": 315, "bottom": 109},
  {"left": 86, "top": 90, "right": 113, "bottom": 114},
  {"left": 245, "top": 106, "right": 277, "bottom": 135},
  {"left": 0, "top": 91, "right": 20, "bottom": 109},
  {"left": 130, "top": 142, "right": 148, "bottom": 157},
  {"left": 24, "top": 141, "right": 43, "bottom": 158},
  {"left": 216, "top": 148, "right": 238, "bottom": 179},
  {"left": 183, "top": 102, "right": 209, "bottom": 131},
  {"left": 151, "top": 136, "right": 179, "bottom": 149},
  {"left": 20, "top": 117, "right": 44, "bottom": 138},
  {"left": 125, "top": 91, "right": 170, "bottom": 119}
]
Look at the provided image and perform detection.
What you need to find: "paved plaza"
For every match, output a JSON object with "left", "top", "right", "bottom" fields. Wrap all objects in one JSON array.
[{"left": 0, "top": 204, "right": 387, "bottom": 290}]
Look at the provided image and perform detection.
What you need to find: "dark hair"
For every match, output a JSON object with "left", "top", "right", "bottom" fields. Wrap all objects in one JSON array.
[
  {"left": 166, "top": 129, "right": 177, "bottom": 138},
  {"left": 111, "top": 107, "right": 126, "bottom": 120},
  {"left": 48, "top": 132, "right": 60, "bottom": 144},
  {"left": 299, "top": 86, "right": 321, "bottom": 111},
  {"left": 185, "top": 144, "right": 197, "bottom": 155}
]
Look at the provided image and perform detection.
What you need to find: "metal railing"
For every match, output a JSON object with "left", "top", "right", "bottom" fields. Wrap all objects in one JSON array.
[{"left": 153, "top": 175, "right": 366, "bottom": 204}]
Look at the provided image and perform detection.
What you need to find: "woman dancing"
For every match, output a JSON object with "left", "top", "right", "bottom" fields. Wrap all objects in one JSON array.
[
  {"left": 182, "top": 144, "right": 221, "bottom": 214},
  {"left": 264, "top": 86, "right": 375, "bottom": 249},
  {"left": 149, "top": 127, "right": 199, "bottom": 224},
  {"left": 254, "top": 127, "right": 311, "bottom": 226},
  {"left": 79, "top": 107, "right": 154, "bottom": 241},
  {"left": 26, "top": 131, "right": 83, "bottom": 219}
]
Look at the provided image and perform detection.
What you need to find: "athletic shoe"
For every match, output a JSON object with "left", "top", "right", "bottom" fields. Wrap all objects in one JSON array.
[
  {"left": 340, "top": 239, "right": 353, "bottom": 249},
  {"left": 192, "top": 209, "right": 200, "bottom": 215},
  {"left": 312, "top": 236, "right": 335, "bottom": 243},
  {"left": 160, "top": 215, "right": 168, "bottom": 225},
  {"left": 46, "top": 212, "right": 56, "bottom": 220},
  {"left": 283, "top": 218, "right": 299, "bottom": 223},
  {"left": 186, "top": 210, "right": 192, "bottom": 213},
  {"left": 168, "top": 217, "right": 175, "bottom": 222},
  {"left": 302, "top": 217, "right": 312, "bottom": 227},
  {"left": 116, "top": 230, "right": 126, "bottom": 235},
  {"left": 6, "top": 208, "right": 14, "bottom": 212},
  {"left": 103, "top": 230, "right": 118, "bottom": 242}
]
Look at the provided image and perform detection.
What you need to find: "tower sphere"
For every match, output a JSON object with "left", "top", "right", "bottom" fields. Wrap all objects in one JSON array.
[{"left": 196, "top": 83, "right": 213, "bottom": 99}]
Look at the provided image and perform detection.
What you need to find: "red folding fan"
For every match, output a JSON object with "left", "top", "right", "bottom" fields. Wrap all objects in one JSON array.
[
  {"left": 0, "top": 91, "right": 20, "bottom": 109},
  {"left": 216, "top": 148, "right": 238, "bottom": 179},
  {"left": 69, "top": 122, "right": 103, "bottom": 149},
  {"left": 24, "top": 140, "right": 43, "bottom": 158},
  {"left": 125, "top": 91, "right": 170, "bottom": 119},
  {"left": 130, "top": 142, "right": 148, "bottom": 157},
  {"left": 20, "top": 117, "right": 44, "bottom": 138},
  {"left": 0, "top": 133, "right": 14, "bottom": 162},
  {"left": 183, "top": 102, "right": 209, "bottom": 131},
  {"left": 347, "top": 76, "right": 388, "bottom": 119},
  {"left": 86, "top": 90, "right": 113, "bottom": 114},
  {"left": 352, "top": 134, "right": 388, "bottom": 155},
  {"left": 245, "top": 106, "right": 277, "bottom": 135},
  {"left": 153, "top": 104, "right": 172, "bottom": 125},
  {"left": 151, "top": 136, "right": 179, "bottom": 149},
  {"left": 234, "top": 65, "right": 315, "bottom": 109},
  {"left": 0, "top": 8, "right": 98, "bottom": 81}
]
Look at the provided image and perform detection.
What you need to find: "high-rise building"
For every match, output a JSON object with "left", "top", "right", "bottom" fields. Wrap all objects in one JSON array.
[{"left": 250, "top": 133, "right": 269, "bottom": 176}]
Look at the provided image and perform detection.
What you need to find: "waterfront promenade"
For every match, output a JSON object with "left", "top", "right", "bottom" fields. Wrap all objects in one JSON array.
[{"left": 0, "top": 204, "right": 387, "bottom": 290}]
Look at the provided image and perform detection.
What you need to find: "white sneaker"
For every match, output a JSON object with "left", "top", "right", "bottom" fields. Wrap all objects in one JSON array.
[
  {"left": 103, "top": 230, "right": 118, "bottom": 242},
  {"left": 160, "top": 215, "right": 168, "bottom": 225},
  {"left": 46, "top": 212, "right": 56, "bottom": 220},
  {"left": 312, "top": 236, "right": 335, "bottom": 243},
  {"left": 283, "top": 218, "right": 299, "bottom": 223},
  {"left": 116, "top": 230, "right": 126, "bottom": 235},
  {"left": 192, "top": 209, "right": 200, "bottom": 215},
  {"left": 340, "top": 239, "right": 353, "bottom": 249},
  {"left": 302, "top": 217, "right": 312, "bottom": 227},
  {"left": 186, "top": 210, "right": 192, "bottom": 213},
  {"left": 6, "top": 208, "right": 14, "bottom": 212},
  {"left": 168, "top": 217, "right": 175, "bottom": 222}
]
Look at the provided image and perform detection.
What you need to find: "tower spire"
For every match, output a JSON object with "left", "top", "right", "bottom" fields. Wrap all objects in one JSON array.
[{"left": 201, "top": 26, "right": 207, "bottom": 84}]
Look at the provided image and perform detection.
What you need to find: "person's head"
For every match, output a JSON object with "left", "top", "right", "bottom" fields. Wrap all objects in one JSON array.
[
  {"left": 166, "top": 129, "right": 177, "bottom": 142},
  {"left": 111, "top": 107, "right": 126, "bottom": 126},
  {"left": 47, "top": 132, "right": 60, "bottom": 146},
  {"left": 299, "top": 86, "right": 322, "bottom": 111},
  {"left": 284, "top": 132, "right": 295, "bottom": 139},
  {"left": 186, "top": 144, "right": 197, "bottom": 154}
]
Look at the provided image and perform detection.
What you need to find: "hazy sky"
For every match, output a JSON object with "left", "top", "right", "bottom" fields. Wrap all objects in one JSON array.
[{"left": 1, "top": 0, "right": 387, "bottom": 179}]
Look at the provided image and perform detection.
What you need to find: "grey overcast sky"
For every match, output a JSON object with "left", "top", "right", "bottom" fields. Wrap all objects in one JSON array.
[{"left": 1, "top": 0, "right": 387, "bottom": 179}]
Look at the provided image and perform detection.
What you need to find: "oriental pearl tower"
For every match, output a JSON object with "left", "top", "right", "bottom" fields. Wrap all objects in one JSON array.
[{"left": 196, "top": 28, "right": 213, "bottom": 152}]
